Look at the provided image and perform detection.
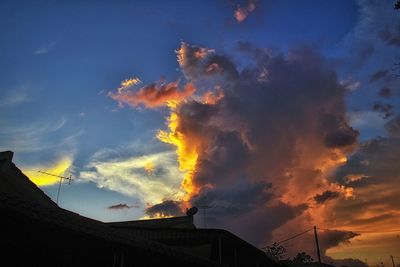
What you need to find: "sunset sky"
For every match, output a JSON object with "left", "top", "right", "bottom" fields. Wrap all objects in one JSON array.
[{"left": 0, "top": 0, "right": 399, "bottom": 266}]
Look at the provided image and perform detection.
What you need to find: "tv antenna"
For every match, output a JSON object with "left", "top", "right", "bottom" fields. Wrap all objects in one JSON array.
[
  {"left": 198, "top": 205, "right": 212, "bottom": 228},
  {"left": 37, "top": 170, "right": 73, "bottom": 205}
]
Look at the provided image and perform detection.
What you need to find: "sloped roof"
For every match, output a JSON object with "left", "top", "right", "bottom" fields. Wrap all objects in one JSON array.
[
  {"left": 107, "top": 215, "right": 196, "bottom": 229},
  {"left": 0, "top": 151, "right": 56, "bottom": 208}
]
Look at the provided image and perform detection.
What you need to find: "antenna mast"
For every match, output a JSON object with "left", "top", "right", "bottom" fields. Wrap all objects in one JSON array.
[
  {"left": 37, "top": 170, "right": 73, "bottom": 205},
  {"left": 199, "top": 205, "right": 212, "bottom": 228}
]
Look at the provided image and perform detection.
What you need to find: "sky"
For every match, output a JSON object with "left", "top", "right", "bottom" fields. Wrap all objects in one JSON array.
[{"left": 0, "top": 0, "right": 399, "bottom": 266}]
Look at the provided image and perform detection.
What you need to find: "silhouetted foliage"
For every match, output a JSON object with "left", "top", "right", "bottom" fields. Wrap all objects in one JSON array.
[
  {"left": 395, "top": 0, "right": 400, "bottom": 10},
  {"left": 292, "top": 252, "right": 314, "bottom": 265},
  {"left": 264, "top": 242, "right": 287, "bottom": 262},
  {"left": 263, "top": 243, "right": 315, "bottom": 266}
]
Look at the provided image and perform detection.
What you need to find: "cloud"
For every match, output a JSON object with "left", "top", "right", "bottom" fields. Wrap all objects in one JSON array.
[
  {"left": 372, "top": 102, "right": 393, "bottom": 119},
  {"left": 385, "top": 116, "right": 400, "bottom": 137},
  {"left": 313, "top": 190, "right": 340, "bottom": 204},
  {"left": 0, "top": 91, "right": 30, "bottom": 108},
  {"left": 107, "top": 203, "right": 140, "bottom": 210},
  {"left": 34, "top": 40, "right": 58, "bottom": 55},
  {"left": 109, "top": 79, "right": 195, "bottom": 108},
  {"left": 340, "top": 78, "right": 361, "bottom": 92},
  {"left": 22, "top": 155, "right": 74, "bottom": 186},
  {"left": 379, "top": 86, "right": 392, "bottom": 98},
  {"left": 0, "top": 117, "right": 81, "bottom": 154},
  {"left": 325, "top": 137, "right": 400, "bottom": 259},
  {"left": 145, "top": 200, "right": 184, "bottom": 218},
  {"left": 79, "top": 150, "right": 185, "bottom": 205},
  {"left": 379, "top": 24, "right": 400, "bottom": 46},
  {"left": 369, "top": 69, "right": 389, "bottom": 83},
  {"left": 323, "top": 126, "right": 359, "bottom": 148},
  {"left": 234, "top": 0, "right": 257, "bottom": 23},
  {"left": 176, "top": 42, "right": 237, "bottom": 80},
  {"left": 111, "top": 42, "right": 360, "bottom": 248}
]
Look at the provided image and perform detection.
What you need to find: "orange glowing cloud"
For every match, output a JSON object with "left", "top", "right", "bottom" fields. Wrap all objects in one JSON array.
[
  {"left": 110, "top": 42, "right": 386, "bottom": 264},
  {"left": 109, "top": 80, "right": 196, "bottom": 108},
  {"left": 156, "top": 111, "right": 202, "bottom": 204},
  {"left": 234, "top": 0, "right": 257, "bottom": 23},
  {"left": 201, "top": 90, "right": 224, "bottom": 105}
]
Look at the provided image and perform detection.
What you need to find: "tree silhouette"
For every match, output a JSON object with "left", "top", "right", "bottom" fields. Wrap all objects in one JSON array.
[
  {"left": 292, "top": 252, "right": 314, "bottom": 265},
  {"left": 263, "top": 243, "right": 315, "bottom": 266},
  {"left": 264, "top": 242, "right": 287, "bottom": 262}
]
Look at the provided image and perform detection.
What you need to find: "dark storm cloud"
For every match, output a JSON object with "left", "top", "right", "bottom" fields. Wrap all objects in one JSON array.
[
  {"left": 350, "top": 213, "right": 395, "bottom": 225},
  {"left": 171, "top": 43, "right": 358, "bottom": 245},
  {"left": 192, "top": 182, "right": 273, "bottom": 215},
  {"left": 145, "top": 200, "right": 184, "bottom": 218},
  {"left": 319, "top": 229, "right": 359, "bottom": 250},
  {"left": 313, "top": 190, "right": 340, "bottom": 204},
  {"left": 379, "top": 24, "right": 400, "bottom": 46},
  {"left": 369, "top": 69, "right": 389, "bottom": 83},
  {"left": 372, "top": 102, "right": 393, "bottom": 118},
  {"left": 379, "top": 86, "right": 392, "bottom": 98},
  {"left": 324, "top": 127, "right": 359, "bottom": 148},
  {"left": 333, "top": 137, "right": 400, "bottom": 187},
  {"left": 107, "top": 203, "right": 139, "bottom": 210},
  {"left": 283, "top": 228, "right": 365, "bottom": 266},
  {"left": 385, "top": 116, "right": 400, "bottom": 137},
  {"left": 325, "top": 257, "right": 368, "bottom": 267},
  {"left": 349, "top": 42, "right": 375, "bottom": 69}
]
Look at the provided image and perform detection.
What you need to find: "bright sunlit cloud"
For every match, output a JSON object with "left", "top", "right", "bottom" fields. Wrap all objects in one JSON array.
[
  {"left": 79, "top": 150, "right": 185, "bottom": 206},
  {"left": 22, "top": 155, "right": 74, "bottom": 186}
]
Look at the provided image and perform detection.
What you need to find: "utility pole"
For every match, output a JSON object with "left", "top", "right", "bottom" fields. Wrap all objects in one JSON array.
[
  {"left": 391, "top": 256, "right": 396, "bottom": 267},
  {"left": 314, "top": 226, "right": 322, "bottom": 264},
  {"left": 38, "top": 171, "right": 73, "bottom": 205}
]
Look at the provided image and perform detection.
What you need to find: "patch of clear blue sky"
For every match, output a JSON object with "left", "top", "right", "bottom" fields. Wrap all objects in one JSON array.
[{"left": 0, "top": 0, "right": 365, "bottom": 221}]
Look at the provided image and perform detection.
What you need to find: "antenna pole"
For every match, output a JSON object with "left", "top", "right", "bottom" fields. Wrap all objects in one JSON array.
[
  {"left": 204, "top": 208, "right": 206, "bottom": 228},
  {"left": 56, "top": 175, "right": 62, "bottom": 205},
  {"left": 314, "top": 226, "right": 322, "bottom": 263},
  {"left": 199, "top": 206, "right": 211, "bottom": 229},
  {"left": 37, "top": 170, "right": 73, "bottom": 205}
]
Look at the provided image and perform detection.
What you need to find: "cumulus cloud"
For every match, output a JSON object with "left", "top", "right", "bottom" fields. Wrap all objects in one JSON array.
[
  {"left": 112, "top": 42, "right": 360, "bottom": 248},
  {"left": 324, "top": 137, "right": 400, "bottom": 258},
  {"left": 145, "top": 200, "right": 184, "bottom": 218},
  {"left": 109, "top": 79, "right": 195, "bottom": 108}
]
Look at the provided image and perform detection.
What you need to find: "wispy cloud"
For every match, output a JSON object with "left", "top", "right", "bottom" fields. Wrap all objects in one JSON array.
[
  {"left": 79, "top": 150, "right": 185, "bottom": 205},
  {"left": 0, "top": 91, "right": 30, "bottom": 108},
  {"left": 34, "top": 40, "right": 58, "bottom": 55},
  {"left": 0, "top": 117, "right": 69, "bottom": 153}
]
